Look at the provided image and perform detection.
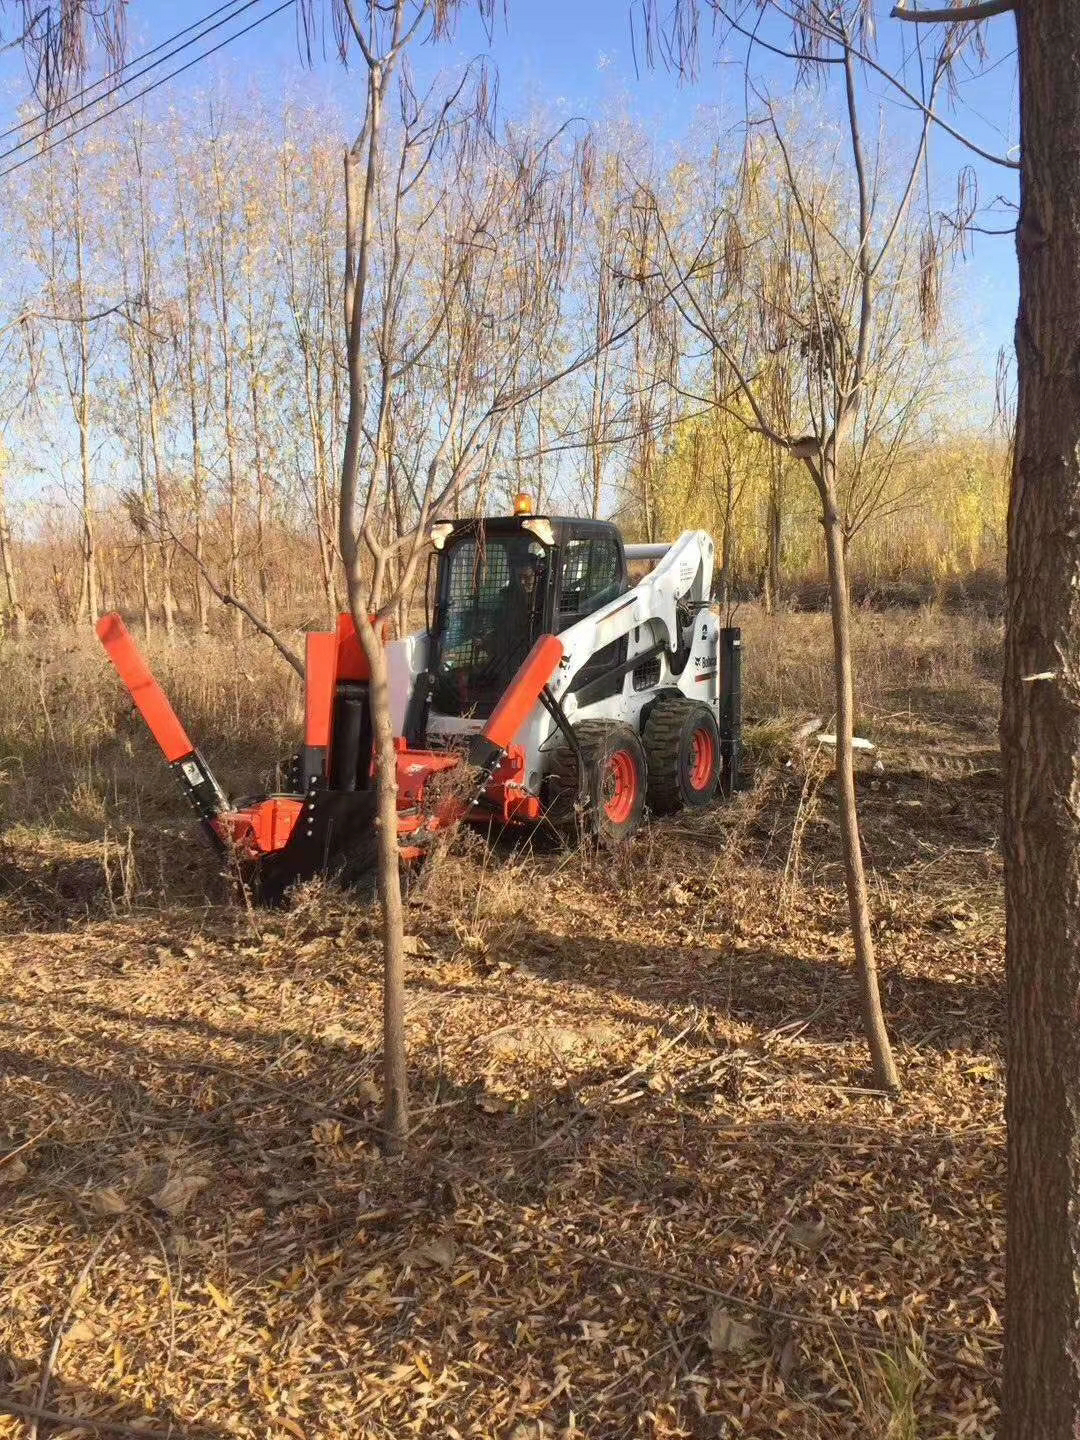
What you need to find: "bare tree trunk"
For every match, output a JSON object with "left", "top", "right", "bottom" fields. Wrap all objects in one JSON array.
[
  {"left": 147, "top": 382, "right": 175, "bottom": 639},
  {"left": 0, "top": 476, "right": 26, "bottom": 638},
  {"left": 353, "top": 608, "right": 408, "bottom": 1150},
  {"left": 78, "top": 418, "right": 98, "bottom": 625},
  {"left": 244, "top": 260, "right": 273, "bottom": 628},
  {"left": 252, "top": 379, "right": 272, "bottom": 626},
  {"left": 73, "top": 165, "right": 98, "bottom": 627},
  {"left": 325, "top": 247, "right": 344, "bottom": 619},
  {"left": 211, "top": 140, "right": 243, "bottom": 643},
  {"left": 632, "top": 327, "right": 658, "bottom": 542},
  {"left": 224, "top": 372, "right": 242, "bottom": 642},
  {"left": 719, "top": 511, "right": 734, "bottom": 611},
  {"left": 719, "top": 455, "right": 736, "bottom": 611},
  {"left": 340, "top": 57, "right": 410, "bottom": 1153},
  {"left": 764, "top": 456, "right": 783, "bottom": 613},
  {"left": 132, "top": 131, "right": 175, "bottom": 643},
  {"left": 98, "top": 546, "right": 113, "bottom": 614},
  {"left": 138, "top": 531, "right": 152, "bottom": 640},
  {"left": 192, "top": 472, "right": 209, "bottom": 639},
  {"left": 316, "top": 474, "right": 339, "bottom": 625},
  {"left": 820, "top": 476, "right": 898, "bottom": 1091},
  {"left": 300, "top": 347, "right": 339, "bottom": 625},
  {"left": 588, "top": 252, "right": 611, "bottom": 519},
  {"left": 122, "top": 299, "right": 155, "bottom": 641},
  {"left": 1002, "top": 3, "right": 1080, "bottom": 1434},
  {"left": 181, "top": 214, "right": 210, "bottom": 640},
  {"left": 590, "top": 445, "right": 604, "bottom": 520}
]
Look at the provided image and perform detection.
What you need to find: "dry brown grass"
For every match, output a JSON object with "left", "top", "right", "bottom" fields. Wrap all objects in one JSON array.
[
  {"left": 739, "top": 603, "right": 1000, "bottom": 724},
  {"left": 738, "top": 604, "right": 1000, "bottom": 776},
  {"left": 0, "top": 609, "right": 1003, "bottom": 1439},
  {"left": 0, "top": 628, "right": 302, "bottom": 825}
]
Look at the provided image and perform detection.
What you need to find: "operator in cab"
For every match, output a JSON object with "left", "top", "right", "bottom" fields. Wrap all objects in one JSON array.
[{"left": 500, "top": 541, "right": 547, "bottom": 672}]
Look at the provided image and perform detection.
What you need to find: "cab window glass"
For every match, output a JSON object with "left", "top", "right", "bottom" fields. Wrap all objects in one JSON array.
[{"left": 557, "top": 536, "right": 621, "bottom": 623}]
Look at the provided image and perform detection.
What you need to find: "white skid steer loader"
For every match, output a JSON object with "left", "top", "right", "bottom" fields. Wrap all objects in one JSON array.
[{"left": 97, "top": 495, "right": 742, "bottom": 900}]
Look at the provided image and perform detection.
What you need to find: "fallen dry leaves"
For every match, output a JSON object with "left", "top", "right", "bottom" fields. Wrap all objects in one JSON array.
[{"left": 0, "top": 741, "right": 1004, "bottom": 1439}]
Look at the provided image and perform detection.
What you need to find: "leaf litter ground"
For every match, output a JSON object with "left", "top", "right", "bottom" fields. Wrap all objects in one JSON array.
[{"left": 0, "top": 728, "right": 1002, "bottom": 1438}]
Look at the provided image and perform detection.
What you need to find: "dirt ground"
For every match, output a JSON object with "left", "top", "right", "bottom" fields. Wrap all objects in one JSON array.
[{"left": 0, "top": 608, "right": 1003, "bottom": 1439}]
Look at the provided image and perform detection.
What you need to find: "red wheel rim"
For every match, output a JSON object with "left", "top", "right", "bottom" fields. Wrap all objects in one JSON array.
[
  {"left": 688, "top": 727, "right": 716, "bottom": 791},
  {"left": 603, "top": 749, "right": 637, "bottom": 824}
]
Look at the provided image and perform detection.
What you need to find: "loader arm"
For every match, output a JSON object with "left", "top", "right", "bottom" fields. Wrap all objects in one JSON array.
[{"left": 551, "top": 529, "right": 717, "bottom": 708}]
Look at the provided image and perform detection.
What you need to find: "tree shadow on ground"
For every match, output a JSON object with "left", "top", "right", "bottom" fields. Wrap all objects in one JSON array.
[
  {"left": 0, "top": 746, "right": 1003, "bottom": 1432},
  {"left": 0, "top": 1006, "right": 1003, "bottom": 1438},
  {"left": 478, "top": 925, "right": 1003, "bottom": 1057}
]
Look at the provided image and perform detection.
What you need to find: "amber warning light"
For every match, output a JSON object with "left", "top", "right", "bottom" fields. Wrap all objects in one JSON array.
[{"left": 513, "top": 492, "right": 534, "bottom": 515}]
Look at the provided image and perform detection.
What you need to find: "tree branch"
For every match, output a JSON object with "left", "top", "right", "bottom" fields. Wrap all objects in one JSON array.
[
  {"left": 166, "top": 528, "right": 305, "bottom": 677},
  {"left": 0, "top": 1396, "right": 210, "bottom": 1440},
  {"left": 726, "top": 1, "right": 1018, "bottom": 169},
  {"left": 891, "top": 0, "right": 1013, "bottom": 21}
]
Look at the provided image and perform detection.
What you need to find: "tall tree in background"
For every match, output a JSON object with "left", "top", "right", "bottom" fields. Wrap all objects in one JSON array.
[
  {"left": 112, "top": 116, "right": 177, "bottom": 640},
  {"left": 0, "top": 442, "right": 24, "bottom": 636},
  {"left": 281, "top": 111, "right": 343, "bottom": 626},
  {"left": 175, "top": 160, "right": 212, "bottom": 639},
  {"left": 640, "top": 14, "right": 952, "bottom": 1090},
  {"left": 0, "top": 74, "right": 985, "bottom": 630},
  {"left": 206, "top": 114, "right": 245, "bottom": 642},
  {"left": 240, "top": 156, "right": 279, "bottom": 629},
  {"left": 580, "top": 142, "right": 630, "bottom": 518},
  {"left": 33, "top": 140, "right": 104, "bottom": 624},
  {"left": 0, "top": 0, "right": 127, "bottom": 631},
  {"left": 0, "top": 309, "right": 35, "bottom": 640}
]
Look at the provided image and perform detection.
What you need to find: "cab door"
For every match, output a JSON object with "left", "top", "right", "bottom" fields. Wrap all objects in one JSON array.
[{"left": 555, "top": 525, "right": 628, "bottom": 703}]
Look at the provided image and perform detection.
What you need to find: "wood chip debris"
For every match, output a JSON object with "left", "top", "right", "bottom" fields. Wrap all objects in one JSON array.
[{"left": 0, "top": 748, "right": 1004, "bottom": 1438}]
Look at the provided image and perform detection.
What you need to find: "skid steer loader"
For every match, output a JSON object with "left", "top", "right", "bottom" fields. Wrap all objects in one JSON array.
[{"left": 97, "top": 497, "right": 742, "bottom": 901}]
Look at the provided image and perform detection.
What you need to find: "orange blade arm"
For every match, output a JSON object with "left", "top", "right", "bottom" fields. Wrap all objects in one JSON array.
[
  {"left": 482, "top": 633, "right": 564, "bottom": 752},
  {"left": 96, "top": 612, "right": 195, "bottom": 764},
  {"left": 304, "top": 631, "right": 338, "bottom": 751}
]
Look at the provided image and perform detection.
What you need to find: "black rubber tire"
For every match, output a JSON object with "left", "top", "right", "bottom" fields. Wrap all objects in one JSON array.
[
  {"left": 643, "top": 697, "right": 721, "bottom": 813},
  {"left": 546, "top": 720, "right": 648, "bottom": 845}
]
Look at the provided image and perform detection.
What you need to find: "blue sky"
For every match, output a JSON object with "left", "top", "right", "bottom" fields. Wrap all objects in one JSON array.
[{"left": 3, "top": 0, "right": 1021, "bottom": 416}]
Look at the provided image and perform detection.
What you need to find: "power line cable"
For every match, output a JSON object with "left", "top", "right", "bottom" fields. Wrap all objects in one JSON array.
[
  {"left": 0, "top": 0, "right": 296, "bottom": 182},
  {"left": 0, "top": 0, "right": 275, "bottom": 161}
]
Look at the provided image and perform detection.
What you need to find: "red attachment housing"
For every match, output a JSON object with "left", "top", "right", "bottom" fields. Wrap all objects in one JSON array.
[
  {"left": 395, "top": 740, "right": 462, "bottom": 812},
  {"left": 335, "top": 611, "right": 388, "bottom": 682},
  {"left": 214, "top": 797, "right": 305, "bottom": 857},
  {"left": 304, "top": 631, "right": 338, "bottom": 753}
]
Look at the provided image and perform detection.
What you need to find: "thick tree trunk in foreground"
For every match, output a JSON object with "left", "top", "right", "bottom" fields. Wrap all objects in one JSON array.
[
  {"left": 820, "top": 480, "right": 899, "bottom": 1092},
  {"left": 1002, "top": 7, "right": 1080, "bottom": 1435}
]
